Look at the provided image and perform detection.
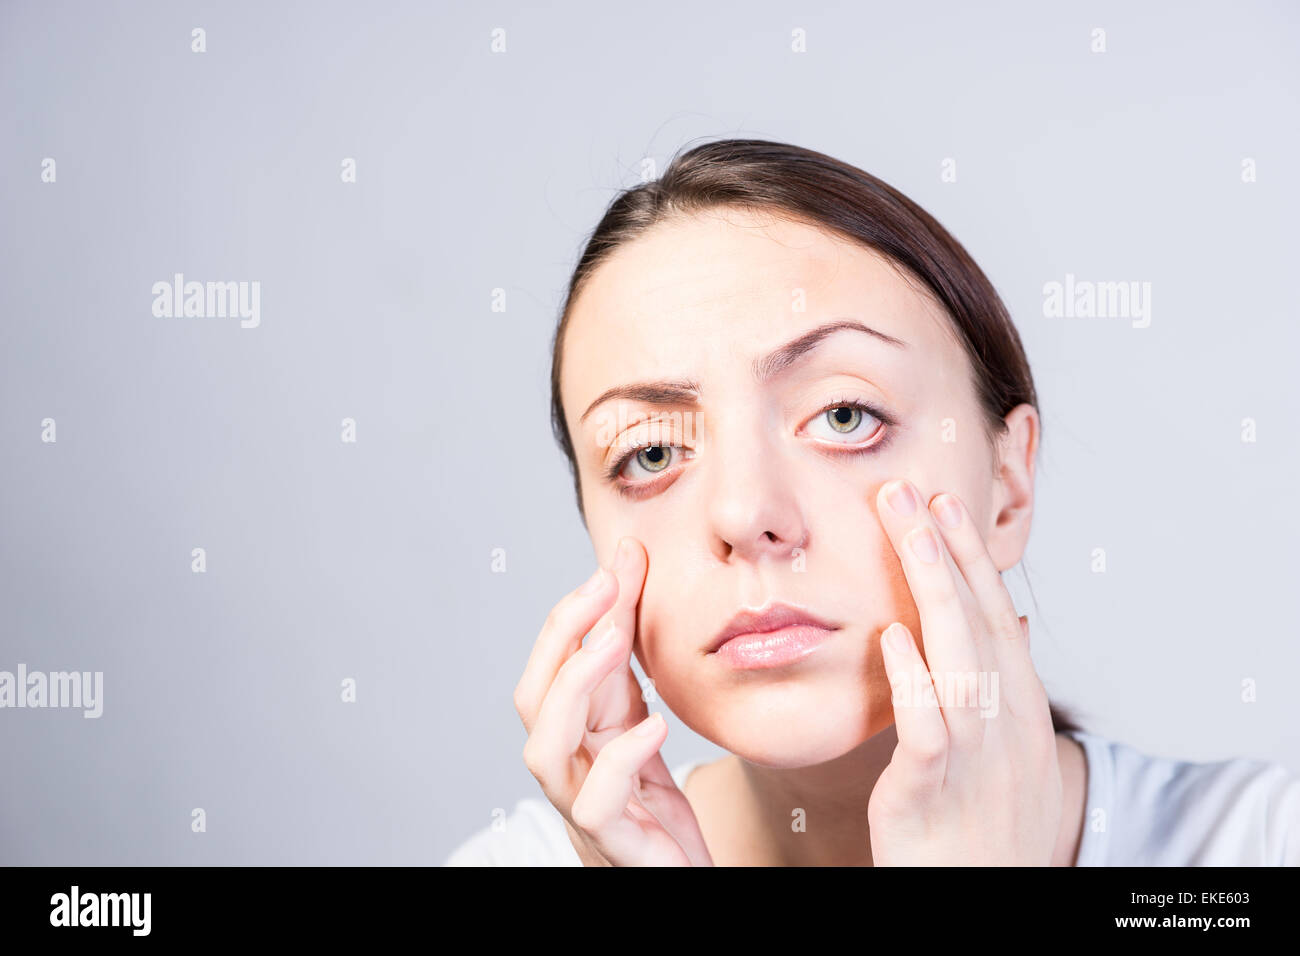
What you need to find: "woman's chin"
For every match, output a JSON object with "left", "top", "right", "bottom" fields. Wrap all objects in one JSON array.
[{"left": 672, "top": 688, "right": 893, "bottom": 769}]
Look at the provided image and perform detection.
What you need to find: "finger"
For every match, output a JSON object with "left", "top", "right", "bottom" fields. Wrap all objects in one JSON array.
[
  {"left": 585, "top": 735, "right": 713, "bottom": 867},
  {"left": 522, "top": 615, "right": 637, "bottom": 806},
  {"left": 879, "top": 622, "right": 948, "bottom": 794},
  {"left": 587, "top": 536, "right": 650, "bottom": 735},
  {"left": 876, "top": 479, "right": 985, "bottom": 742},
  {"left": 633, "top": 761, "right": 715, "bottom": 867},
  {"left": 926, "top": 491, "right": 1041, "bottom": 714},
  {"left": 514, "top": 565, "right": 617, "bottom": 731},
  {"left": 569, "top": 712, "right": 671, "bottom": 861},
  {"left": 561, "top": 817, "right": 612, "bottom": 868}
]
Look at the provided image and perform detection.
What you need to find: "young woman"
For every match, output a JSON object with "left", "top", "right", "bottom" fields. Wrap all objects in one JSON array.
[{"left": 446, "top": 139, "right": 1299, "bottom": 866}]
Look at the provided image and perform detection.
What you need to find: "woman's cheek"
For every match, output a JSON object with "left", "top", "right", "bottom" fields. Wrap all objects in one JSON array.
[
  {"left": 630, "top": 539, "right": 666, "bottom": 675},
  {"left": 633, "top": 563, "right": 704, "bottom": 695}
]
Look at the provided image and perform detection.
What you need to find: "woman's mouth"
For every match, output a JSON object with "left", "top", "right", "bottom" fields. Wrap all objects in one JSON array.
[{"left": 707, "top": 603, "right": 841, "bottom": 669}]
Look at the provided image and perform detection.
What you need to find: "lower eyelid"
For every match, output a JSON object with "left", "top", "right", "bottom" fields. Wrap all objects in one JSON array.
[
  {"left": 614, "top": 466, "right": 683, "bottom": 499},
  {"left": 807, "top": 425, "right": 890, "bottom": 456}
]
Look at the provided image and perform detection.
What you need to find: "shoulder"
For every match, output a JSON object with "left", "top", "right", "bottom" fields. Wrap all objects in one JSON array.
[
  {"left": 1066, "top": 729, "right": 1300, "bottom": 866},
  {"left": 442, "top": 758, "right": 706, "bottom": 866}
]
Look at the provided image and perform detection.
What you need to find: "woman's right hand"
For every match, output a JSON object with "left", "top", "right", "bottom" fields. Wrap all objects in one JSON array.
[{"left": 513, "top": 536, "right": 714, "bottom": 866}]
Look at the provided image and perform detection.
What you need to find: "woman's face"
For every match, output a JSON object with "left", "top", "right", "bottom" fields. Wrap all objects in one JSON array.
[{"left": 560, "top": 207, "right": 1035, "bottom": 768}]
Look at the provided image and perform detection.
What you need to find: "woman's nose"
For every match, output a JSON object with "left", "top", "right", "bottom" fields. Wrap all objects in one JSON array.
[{"left": 703, "top": 431, "right": 808, "bottom": 563}]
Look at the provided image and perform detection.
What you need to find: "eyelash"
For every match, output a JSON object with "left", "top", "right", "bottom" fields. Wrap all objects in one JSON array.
[{"left": 603, "top": 397, "right": 897, "bottom": 500}]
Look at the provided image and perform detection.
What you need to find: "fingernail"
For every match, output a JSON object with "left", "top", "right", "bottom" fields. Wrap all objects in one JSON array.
[
  {"left": 933, "top": 494, "right": 962, "bottom": 529},
  {"left": 907, "top": 526, "right": 940, "bottom": 564},
  {"left": 612, "top": 537, "right": 632, "bottom": 571},
  {"left": 634, "top": 712, "right": 663, "bottom": 736},
  {"left": 578, "top": 567, "right": 608, "bottom": 595},
  {"left": 590, "top": 618, "right": 618, "bottom": 651},
  {"left": 887, "top": 480, "right": 917, "bottom": 515},
  {"left": 884, "top": 623, "right": 910, "bottom": 653}
]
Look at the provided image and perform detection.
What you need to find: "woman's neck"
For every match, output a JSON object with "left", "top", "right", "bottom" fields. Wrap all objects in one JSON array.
[
  {"left": 683, "top": 729, "right": 1087, "bottom": 866},
  {"left": 685, "top": 725, "right": 898, "bottom": 866}
]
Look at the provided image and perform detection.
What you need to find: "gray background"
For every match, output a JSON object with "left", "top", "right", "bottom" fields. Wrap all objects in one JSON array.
[{"left": 1, "top": 0, "right": 1296, "bottom": 865}]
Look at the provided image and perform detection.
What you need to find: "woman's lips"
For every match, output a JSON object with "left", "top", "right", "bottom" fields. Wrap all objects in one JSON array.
[
  {"left": 707, "top": 603, "right": 841, "bottom": 669},
  {"left": 712, "top": 623, "right": 838, "bottom": 669}
]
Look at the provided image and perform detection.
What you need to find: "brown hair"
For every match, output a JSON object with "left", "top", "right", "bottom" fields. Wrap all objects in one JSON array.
[{"left": 548, "top": 138, "right": 1084, "bottom": 736}]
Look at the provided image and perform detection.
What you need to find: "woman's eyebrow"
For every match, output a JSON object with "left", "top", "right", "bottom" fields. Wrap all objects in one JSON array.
[
  {"left": 580, "top": 381, "right": 701, "bottom": 425},
  {"left": 753, "top": 319, "right": 907, "bottom": 382},
  {"left": 579, "top": 320, "right": 905, "bottom": 426}
]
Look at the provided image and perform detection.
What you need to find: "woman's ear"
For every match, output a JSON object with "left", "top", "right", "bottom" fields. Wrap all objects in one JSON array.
[{"left": 986, "top": 404, "right": 1038, "bottom": 572}]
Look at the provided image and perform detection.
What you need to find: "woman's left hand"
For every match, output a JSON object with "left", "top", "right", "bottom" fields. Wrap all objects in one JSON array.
[{"left": 867, "top": 479, "right": 1063, "bottom": 866}]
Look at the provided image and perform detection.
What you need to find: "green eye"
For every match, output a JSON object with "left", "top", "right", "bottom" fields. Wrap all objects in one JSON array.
[
  {"left": 805, "top": 401, "right": 887, "bottom": 446},
  {"left": 607, "top": 442, "right": 695, "bottom": 488},
  {"left": 826, "top": 406, "right": 862, "bottom": 433},
  {"left": 636, "top": 446, "right": 671, "bottom": 472}
]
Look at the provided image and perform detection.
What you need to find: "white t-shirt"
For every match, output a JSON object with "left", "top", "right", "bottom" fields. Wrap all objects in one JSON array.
[{"left": 443, "top": 729, "right": 1300, "bottom": 866}]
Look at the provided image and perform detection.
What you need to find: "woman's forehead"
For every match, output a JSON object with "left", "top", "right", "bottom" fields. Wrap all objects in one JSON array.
[
  {"left": 561, "top": 212, "right": 959, "bottom": 399},
  {"left": 573, "top": 210, "right": 913, "bottom": 318}
]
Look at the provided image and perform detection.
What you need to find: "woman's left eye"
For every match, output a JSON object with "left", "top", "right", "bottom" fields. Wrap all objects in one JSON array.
[{"left": 804, "top": 402, "right": 884, "bottom": 444}]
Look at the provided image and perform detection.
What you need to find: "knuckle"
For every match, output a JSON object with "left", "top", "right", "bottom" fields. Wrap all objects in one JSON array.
[
  {"left": 908, "top": 735, "right": 947, "bottom": 767},
  {"left": 520, "top": 739, "right": 546, "bottom": 782},
  {"left": 512, "top": 683, "right": 531, "bottom": 721},
  {"left": 543, "top": 591, "right": 584, "bottom": 635},
  {"left": 992, "top": 621, "right": 1023, "bottom": 645},
  {"left": 551, "top": 649, "right": 590, "bottom": 694},
  {"left": 569, "top": 791, "right": 601, "bottom": 832},
  {"left": 542, "top": 603, "right": 564, "bottom": 635},
  {"left": 931, "top": 584, "right": 963, "bottom": 614}
]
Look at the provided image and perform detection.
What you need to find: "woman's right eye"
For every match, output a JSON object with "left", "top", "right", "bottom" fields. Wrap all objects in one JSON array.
[{"left": 618, "top": 444, "right": 679, "bottom": 480}]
